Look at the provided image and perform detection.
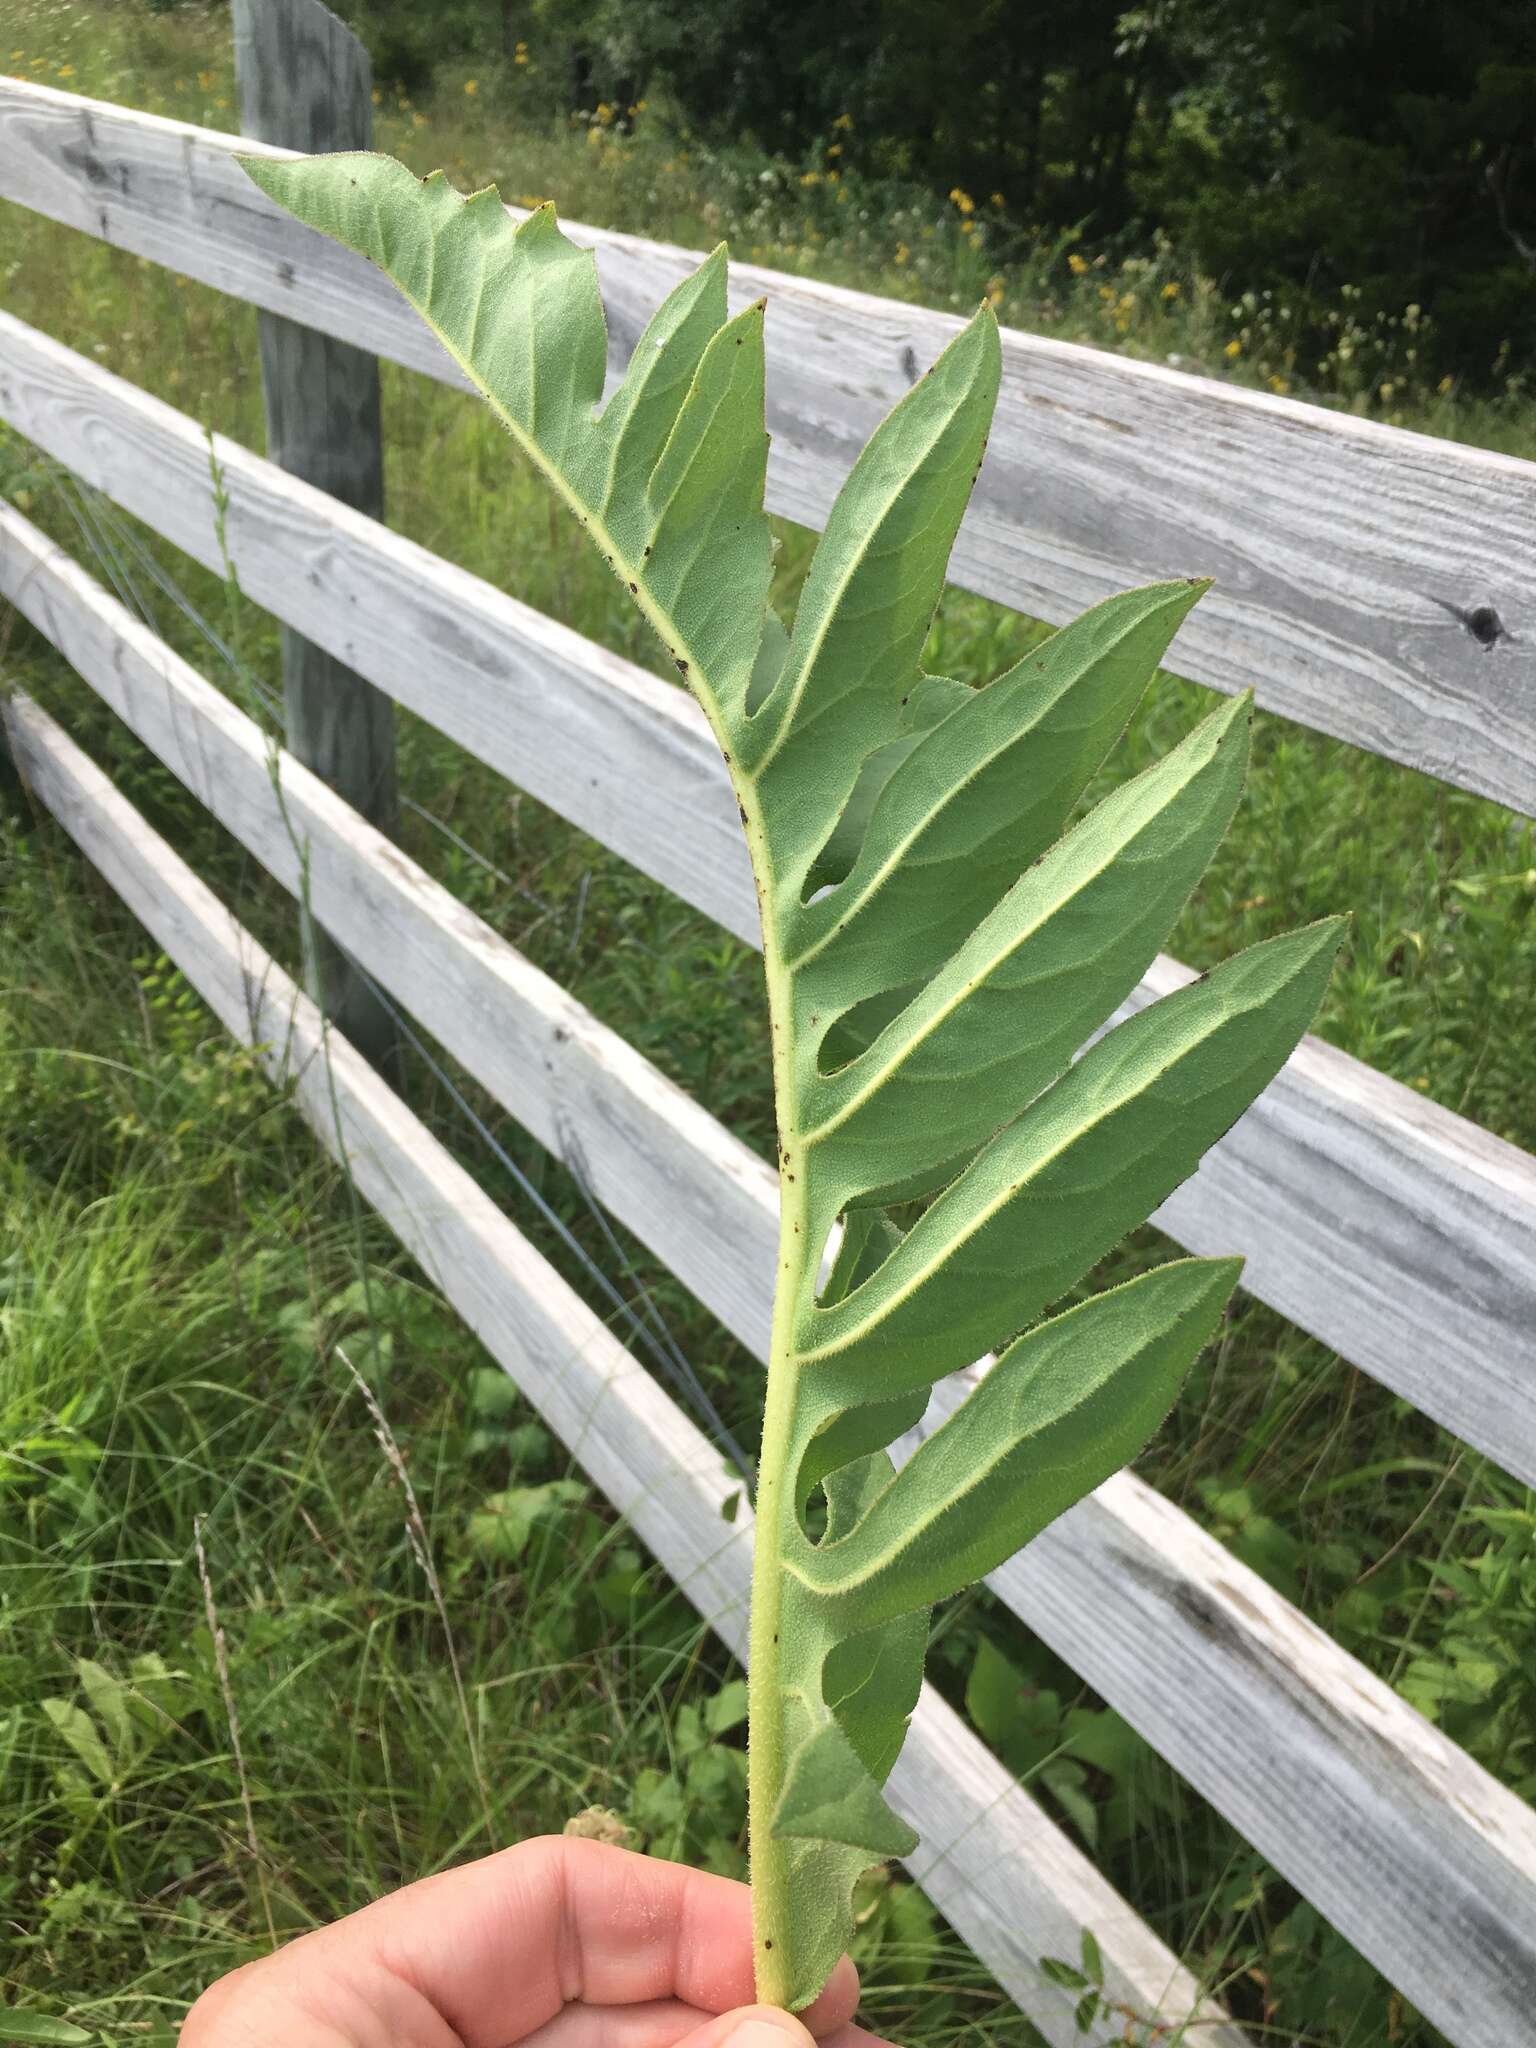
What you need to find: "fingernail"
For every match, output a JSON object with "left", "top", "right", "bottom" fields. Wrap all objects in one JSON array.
[{"left": 723, "top": 2022, "right": 805, "bottom": 2048}]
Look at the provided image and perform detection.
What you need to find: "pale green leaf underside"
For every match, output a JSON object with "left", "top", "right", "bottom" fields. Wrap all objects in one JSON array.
[
  {"left": 797, "top": 1257, "right": 1241, "bottom": 1626},
  {"left": 241, "top": 152, "right": 775, "bottom": 735},
  {"left": 244, "top": 154, "right": 1342, "bottom": 2013},
  {"left": 772, "top": 1716, "right": 920, "bottom": 1857}
]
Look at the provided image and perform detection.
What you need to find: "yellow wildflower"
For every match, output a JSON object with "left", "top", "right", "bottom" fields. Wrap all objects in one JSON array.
[
  {"left": 949, "top": 187, "right": 975, "bottom": 215},
  {"left": 1437, "top": 374, "right": 1454, "bottom": 396},
  {"left": 197, "top": 68, "right": 214, "bottom": 89},
  {"left": 514, "top": 50, "right": 529, "bottom": 64},
  {"left": 371, "top": 87, "right": 381, "bottom": 104},
  {"left": 827, "top": 142, "right": 842, "bottom": 157},
  {"left": 985, "top": 277, "right": 1004, "bottom": 306},
  {"left": 1067, "top": 251, "right": 1089, "bottom": 276},
  {"left": 412, "top": 110, "right": 427, "bottom": 128},
  {"left": 1161, "top": 281, "right": 1180, "bottom": 301},
  {"left": 1268, "top": 375, "right": 1289, "bottom": 395},
  {"left": 56, "top": 61, "right": 74, "bottom": 77},
  {"left": 832, "top": 111, "right": 853, "bottom": 130},
  {"left": 1224, "top": 338, "right": 1243, "bottom": 358},
  {"left": 464, "top": 78, "right": 478, "bottom": 95},
  {"left": 990, "top": 192, "right": 1005, "bottom": 208},
  {"left": 894, "top": 242, "right": 910, "bottom": 265}
]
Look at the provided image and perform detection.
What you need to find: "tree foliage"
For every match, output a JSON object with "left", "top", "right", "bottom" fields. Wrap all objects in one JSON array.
[{"left": 336, "top": 0, "right": 1534, "bottom": 382}]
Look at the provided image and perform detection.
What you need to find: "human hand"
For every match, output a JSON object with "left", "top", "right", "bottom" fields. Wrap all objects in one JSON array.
[{"left": 180, "top": 1834, "right": 895, "bottom": 2048}]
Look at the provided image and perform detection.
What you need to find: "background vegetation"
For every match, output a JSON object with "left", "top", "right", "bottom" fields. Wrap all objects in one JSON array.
[
  {"left": 335, "top": 0, "right": 1536, "bottom": 394},
  {"left": 2, "top": 4, "right": 1534, "bottom": 2046}
]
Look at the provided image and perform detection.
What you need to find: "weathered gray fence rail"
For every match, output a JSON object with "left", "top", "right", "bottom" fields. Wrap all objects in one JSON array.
[
  {"left": 3, "top": 75, "right": 1534, "bottom": 813},
  {"left": 3, "top": 66, "right": 1536, "bottom": 2048}
]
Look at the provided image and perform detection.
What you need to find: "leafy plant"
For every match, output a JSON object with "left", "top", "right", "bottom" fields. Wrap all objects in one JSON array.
[{"left": 241, "top": 152, "right": 1341, "bottom": 2008}]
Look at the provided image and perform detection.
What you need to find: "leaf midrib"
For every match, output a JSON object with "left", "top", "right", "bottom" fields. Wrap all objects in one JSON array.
[
  {"left": 793, "top": 988, "right": 1249, "bottom": 1366},
  {"left": 798, "top": 723, "right": 1229, "bottom": 1147},
  {"left": 749, "top": 386, "right": 976, "bottom": 782},
  {"left": 399, "top": 231, "right": 739, "bottom": 758},
  {"left": 784, "top": 1340, "right": 1146, "bottom": 1598},
  {"left": 782, "top": 610, "right": 1175, "bottom": 979}
]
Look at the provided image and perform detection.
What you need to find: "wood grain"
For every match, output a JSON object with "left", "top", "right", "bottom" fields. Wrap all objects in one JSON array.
[
  {"left": 232, "top": 0, "right": 397, "bottom": 1068},
  {"left": 0, "top": 683, "right": 1248, "bottom": 2048},
  {"left": 3, "top": 77, "right": 1534, "bottom": 810},
  {"left": 2, "top": 322, "right": 1531, "bottom": 1488},
  {"left": 6, "top": 513, "right": 1536, "bottom": 2046}
]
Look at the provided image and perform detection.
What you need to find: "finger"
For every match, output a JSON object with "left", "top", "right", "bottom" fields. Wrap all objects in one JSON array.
[
  {"left": 670, "top": 2007, "right": 899, "bottom": 2048},
  {"left": 376, "top": 1837, "right": 860, "bottom": 2041},
  {"left": 182, "top": 1838, "right": 862, "bottom": 2048},
  {"left": 515, "top": 2001, "right": 899, "bottom": 2048}
]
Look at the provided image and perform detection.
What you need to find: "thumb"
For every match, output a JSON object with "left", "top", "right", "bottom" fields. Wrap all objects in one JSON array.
[{"left": 678, "top": 2004, "right": 818, "bottom": 2048}]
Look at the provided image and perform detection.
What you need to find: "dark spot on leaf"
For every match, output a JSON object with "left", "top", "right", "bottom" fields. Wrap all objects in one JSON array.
[{"left": 628, "top": 581, "right": 637, "bottom": 593}]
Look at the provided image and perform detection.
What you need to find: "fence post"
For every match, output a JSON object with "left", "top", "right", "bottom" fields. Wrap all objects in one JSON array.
[{"left": 233, "top": 0, "right": 399, "bottom": 1074}]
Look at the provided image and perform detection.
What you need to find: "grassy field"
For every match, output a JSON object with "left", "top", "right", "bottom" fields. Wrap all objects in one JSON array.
[{"left": 2, "top": 4, "right": 1535, "bottom": 2044}]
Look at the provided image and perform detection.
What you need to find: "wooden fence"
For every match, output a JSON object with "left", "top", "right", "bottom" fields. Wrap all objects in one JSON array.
[{"left": 2, "top": 51, "right": 1535, "bottom": 2048}]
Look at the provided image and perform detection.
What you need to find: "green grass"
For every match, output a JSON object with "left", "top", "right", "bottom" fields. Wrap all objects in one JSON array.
[{"left": 2, "top": 4, "right": 1535, "bottom": 2044}]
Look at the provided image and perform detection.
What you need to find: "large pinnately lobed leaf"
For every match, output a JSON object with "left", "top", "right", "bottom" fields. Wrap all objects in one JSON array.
[{"left": 243, "top": 152, "right": 1344, "bottom": 2010}]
